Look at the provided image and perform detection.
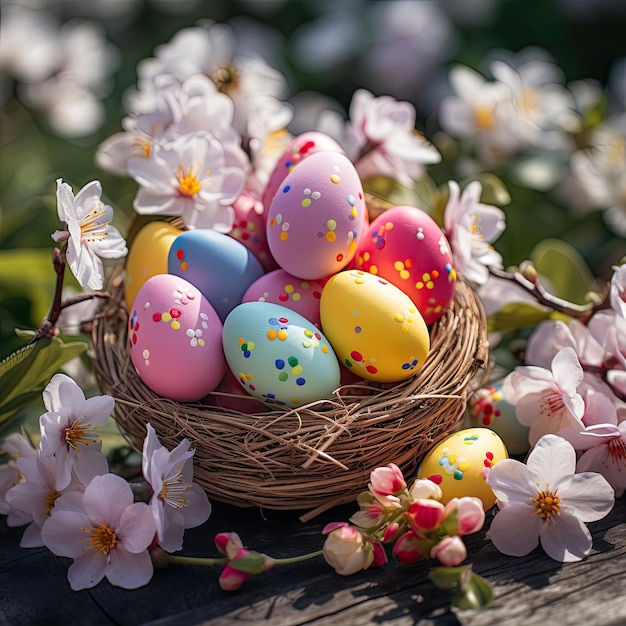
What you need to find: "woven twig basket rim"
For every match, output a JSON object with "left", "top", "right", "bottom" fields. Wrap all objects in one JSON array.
[{"left": 91, "top": 263, "right": 488, "bottom": 517}]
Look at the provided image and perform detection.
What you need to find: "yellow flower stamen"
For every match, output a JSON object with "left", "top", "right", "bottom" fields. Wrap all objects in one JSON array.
[
  {"left": 159, "top": 464, "right": 191, "bottom": 509},
  {"left": 83, "top": 523, "right": 117, "bottom": 557},
  {"left": 64, "top": 418, "right": 100, "bottom": 451},
  {"left": 532, "top": 489, "right": 560, "bottom": 519},
  {"left": 45, "top": 490, "right": 61, "bottom": 516},
  {"left": 474, "top": 105, "right": 495, "bottom": 129},
  {"left": 176, "top": 165, "right": 202, "bottom": 197}
]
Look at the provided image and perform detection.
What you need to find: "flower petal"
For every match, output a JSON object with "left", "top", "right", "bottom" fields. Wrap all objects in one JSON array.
[
  {"left": 83, "top": 474, "right": 133, "bottom": 527},
  {"left": 106, "top": 547, "right": 154, "bottom": 589},
  {"left": 489, "top": 505, "right": 541, "bottom": 556},
  {"left": 559, "top": 472, "right": 615, "bottom": 522},
  {"left": 539, "top": 514, "right": 592, "bottom": 562},
  {"left": 526, "top": 434, "right": 577, "bottom": 485},
  {"left": 82, "top": 394, "right": 115, "bottom": 425},
  {"left": 43, "top": 373, "right": 85, "bottom": 414},
  {"left": 67, "top": 552, "right": 108, "bottom": 590},
  {"left": 118, "top": 502, "right": 156, "bottom": 554},
  {"left": 41, "top": 510, "right": 91, "bottom": 558},
  {"left": 485, "top": 458, "right": 536, "bottom": 506}
]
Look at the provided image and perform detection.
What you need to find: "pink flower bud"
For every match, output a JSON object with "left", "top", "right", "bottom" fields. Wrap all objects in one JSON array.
[
  {"left": 444, "top": 497, "right": 485, "bottom": 535},
  {"left": 382, "top": 522, "right": 401, "bottom": 543},
  {"left": 392, "top": 530, "right": 426, "bottom": 565},
  {"left": 219, "top": 548, "right": 252, "bottom": 591},
  {"left": 430, "top": 535, "right": 467, "bottom": 566},
  {"left": 406, "top": 499, "right": 445, "bottom": 532},
  {"left": 322, "top": 524, "right": 374, "bottom": 575},
  {"left": 215, "top": 532, "right": 244, "bottom": 559},
  {"left": 371, "top": 540, "right": 388, "bottom": 567},
  {"left": 370, "top": 463, "right": 406, "bottom": 496}
]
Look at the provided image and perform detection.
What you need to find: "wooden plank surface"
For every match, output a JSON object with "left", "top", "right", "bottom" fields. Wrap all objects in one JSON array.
[{"left": 1, "top": 494, "right": 625, "bottom": 626}]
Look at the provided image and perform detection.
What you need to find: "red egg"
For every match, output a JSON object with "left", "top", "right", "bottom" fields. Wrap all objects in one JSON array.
[{"left": 353, "top": 206, "right": 457, "bottom": 324}]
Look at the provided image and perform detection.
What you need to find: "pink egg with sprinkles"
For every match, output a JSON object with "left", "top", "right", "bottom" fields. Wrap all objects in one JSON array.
[
  {"left": 262, "top": 131, "right": 344, "bottom": 214},
  {"left": 267, "top": 151, "right": 367, "bottom": 280},
  {"left": 242, "top": 269, "right": 326, "bottom": 328},
  {"left": 128, "top": 274, "right": 225, "bottom": 402},
  {"left": 353, "top": 206, "right": 457, "bottom": 325}
]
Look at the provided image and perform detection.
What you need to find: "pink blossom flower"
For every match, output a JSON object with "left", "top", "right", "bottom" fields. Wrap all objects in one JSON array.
[
  {"left": 503, "top": 347, "right": 585, "bottom": 446},
  {"left": 430, "top": 535, "right": 467, "bottom": 566},
  {"left": 38, "top": 373, "right": 111, "bottom": 489},
  {"left": 322, "top": 522, "right": 386, "bottom": 576},
  {"left": 369, "top": 463, "right": 406, "bottom": 496},
  {"left": 141, "top": 424, "right": 212, "bottom": 553},
  {"left": 486, "top": 434, "right": 615, "bottom": 562},
  {"left": 343, "top": 88, "right": 441, "bottom": 186},
  {"left": 610, "top": 263, "right": 626, "bottom": 318},
  {"left": 559, "top": 391, "right": 626, "bottom": 497},
  {"left": 443, "top": 180, "right": 505, "bottom": 285},
  {"left": 41, "top": 473, "right": 156, "bottom": 590},
  {"left": 5, "top": 455, "right": 85, "bottom": 547}
]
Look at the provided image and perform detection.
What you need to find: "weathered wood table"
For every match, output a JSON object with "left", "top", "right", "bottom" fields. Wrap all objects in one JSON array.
[{"left": 2, "top": 492, "right": 625, "bottom": 625}]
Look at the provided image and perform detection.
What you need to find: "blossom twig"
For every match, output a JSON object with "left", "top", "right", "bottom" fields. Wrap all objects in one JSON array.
[{"left": 487, "top": 264, "right": 610, "bottom": 321}]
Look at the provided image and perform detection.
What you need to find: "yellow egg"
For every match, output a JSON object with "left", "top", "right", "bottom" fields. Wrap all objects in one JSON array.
[
  {"left": 417, "top": 428, "right": 508, "bottom": 510},
  {"left": 320, "top": 269, "right": 429, "bottom": 382},
  {"left": 124, "top": 221, "right": 183, "bottom": 310}
]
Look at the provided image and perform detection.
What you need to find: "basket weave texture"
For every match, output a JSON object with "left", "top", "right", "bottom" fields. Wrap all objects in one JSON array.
[{"left": 92, "top": 265, "right": 488, "bottom": 516}]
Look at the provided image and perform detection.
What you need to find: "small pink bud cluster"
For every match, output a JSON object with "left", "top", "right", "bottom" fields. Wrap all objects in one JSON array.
[
  {"left": 214, "top": 532, "right": 274, "bottom": 591},
  {"left": 321, "top": 463, "right": 485, "bottom": 575}
]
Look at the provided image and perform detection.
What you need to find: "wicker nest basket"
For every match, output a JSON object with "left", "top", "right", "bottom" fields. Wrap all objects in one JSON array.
[{"left": 91, "top": 262, "right": 488, "bottom": 518}]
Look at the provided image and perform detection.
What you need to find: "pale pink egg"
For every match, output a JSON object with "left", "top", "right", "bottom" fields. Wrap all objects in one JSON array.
[
  {"left": 241, "top": 269, "right": 326, "bottom": 327},
  {"left": 227, "top": 191, "right": 278, "bottom": 273},
  {"left": 128, "top": 274, "right": 225, "bottom": 402},
  {"left": 267, "top": 151, "right": 367, "bottom": 280},
  {"left": 353, "top": 206, "right": 457, "bottom": 325},
  {"left": 262, "top": 131, "right": 344, "bottom": 213}
]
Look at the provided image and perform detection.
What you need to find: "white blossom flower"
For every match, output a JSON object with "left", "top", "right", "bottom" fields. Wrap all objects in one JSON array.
[
  {"left": 486, "top": 434, "right": 615, "bottom": 562},
  {"left": 0, "top": 433, "right": 38, "bottom": 522},
  {"left": 443, "top": 180, "right": 505, "bottom": 285},
  {"left": 142, "top": 424, "right": 212, "bottom": 553},
  {"left": 503, "top": 347, "right": 585, "bottom": 446},
  {"left": 129, "top": 131, "right": 247, "bottom": 230},
  {"left": 38, "top": 374, "right": 112, "bottom": 490},
  {"left": 41, "top": 473, "right": 156, "bottom": 590},
  {"left": 342, "top": 88, "right": 441, "bottom": 186},
  {"left": 53, "top": 179, "right": 127, "bottom": 290}
]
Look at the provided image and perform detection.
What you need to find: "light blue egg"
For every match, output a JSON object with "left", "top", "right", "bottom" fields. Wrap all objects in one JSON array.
[
  {"left": 168, "top": 229, "right": 264, "bottom": 322},
  {"left": 222, "top": 301, "right": 341, "bottom": 408}
]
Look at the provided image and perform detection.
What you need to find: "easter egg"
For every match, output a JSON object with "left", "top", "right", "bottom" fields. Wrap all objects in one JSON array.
[
  {"left": 202, "top": 369, "right": 268, "bottom": 414},
  {"left": 242, "top": 269, "right": 326, "bottom": 328},
  {"left": 222, "top": 301, "right": 341, "bottom": 408},
  {"left": 267, "top": 151, "right": 367, "bottom": 280},
  {"left": 320, "top": 269, "right": 430, "bottom": 383},
  {"left": 417, "top": 428, "right": 509, "bottom": 510},
  {"left": 128, "top": 274, "right": 225, "bottom": 402},
  {"left": 353, "top": 206, "right": 457, "bottom": 325},
  {"left": 467, "top": 380, "right": 530, "bottom": 456},
  {"left": 124, "top": 220, "right": 183, "bottom": 311},
  {"left": 262, "top": 131, "right": 344, "bottom": 213},
  {"left": 228, "top": 191, "right": 278, "bottom": 272},
  {"left": 168, "top": 229, "right": 265, "bottom": 322}
]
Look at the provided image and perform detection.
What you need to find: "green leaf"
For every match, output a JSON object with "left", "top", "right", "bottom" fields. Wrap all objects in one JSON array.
[
  {"left": 429, "top": 565, "right": 465, "bottom": 590},
  {"left": 530, "top": 238, "right": 595, "bottom": 305},
  {"left": 487, "top": 302, "right": 552, "bottom": 333},
  {"left": 0, "top": 336, "right": 88, "bottom": 425},
  {"left": 0, "top": 248, "right": 56, "bottom": 325},
  {"left": 229, "top": 551, "right": 267, "bottom": 575},
  {"left": 452, "top": 570, "right": 494, "bottom": 610}
]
